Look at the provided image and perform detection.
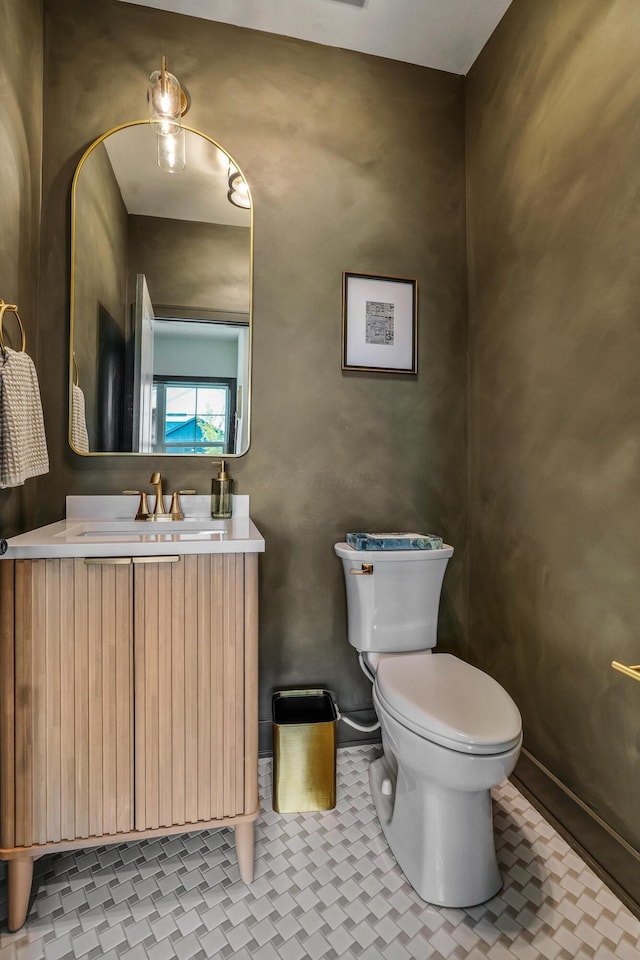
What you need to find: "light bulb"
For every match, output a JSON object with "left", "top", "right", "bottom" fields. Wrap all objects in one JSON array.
[
  {"left": 148, "top": 58, "right": 183, "bottom": 136},
  {"left": 157, "top": 128, "right": 186, "bottom": 173},
  {"left": 228, "top": 171, "right": 251, "bottom": 209}
]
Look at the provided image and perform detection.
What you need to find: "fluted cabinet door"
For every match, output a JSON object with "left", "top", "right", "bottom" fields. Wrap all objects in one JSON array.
[
  {"left": 12, "top": 559, "right": 134, "bottom": 847},
  {"left": 133, "top": 554, "right": 252, "bottom": 832}
]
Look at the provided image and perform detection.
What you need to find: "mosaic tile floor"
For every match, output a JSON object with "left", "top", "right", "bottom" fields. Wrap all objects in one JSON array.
[{"left": 0, "top": 745, "right": 638, "bottom": 959}]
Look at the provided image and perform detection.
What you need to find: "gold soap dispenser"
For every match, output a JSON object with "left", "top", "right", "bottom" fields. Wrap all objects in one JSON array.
[{"left": 211, "top": 460, "right": 233, "bottom": 518}]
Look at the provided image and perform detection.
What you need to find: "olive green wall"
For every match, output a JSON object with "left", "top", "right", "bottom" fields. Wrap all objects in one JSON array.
[
  {"left": 0, "top": 0, "right": 43, "bottom": 537},
  {"left": 467, "top": 0, "right": 640, "bottom": 851},
  {"left": 36, "top": 0, "right": 468, "bottom": 733},
  {"left": 127, "top": 216, "right": 251, "bottom": 313},
  {"left": 74, "top": 142, "right": 129, "bottom": 443}
]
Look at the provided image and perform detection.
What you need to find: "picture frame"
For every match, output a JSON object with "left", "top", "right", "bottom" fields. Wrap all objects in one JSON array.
[{"left": 342, "top": 271, "right": 417, "bottom": 374}]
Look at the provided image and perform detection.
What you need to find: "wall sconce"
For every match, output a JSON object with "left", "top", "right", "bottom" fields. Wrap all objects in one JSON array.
[
  {"left": 228, "top": 164, "right": 251, "bottom": 209},
  {"left": 148, "top": 56, "right": 189, "bottom": 172}
]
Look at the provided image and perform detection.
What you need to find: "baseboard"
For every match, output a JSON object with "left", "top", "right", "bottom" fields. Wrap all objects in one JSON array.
[{"left": 512, "top": 749, "right": 640, "bottom": 920}]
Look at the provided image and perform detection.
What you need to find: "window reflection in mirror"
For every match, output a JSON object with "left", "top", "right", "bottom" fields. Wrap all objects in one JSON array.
[
  {"left": 69, "top": 121, "right": 252, "bottom": 456},
  {"left": 149, "top": 312, "right": 249, "bottom": 455}
]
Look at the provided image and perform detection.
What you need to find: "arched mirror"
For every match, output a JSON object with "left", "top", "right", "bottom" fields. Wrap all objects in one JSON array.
[{"left": 69, "top": 121, "right": 252, "bottom": 456}]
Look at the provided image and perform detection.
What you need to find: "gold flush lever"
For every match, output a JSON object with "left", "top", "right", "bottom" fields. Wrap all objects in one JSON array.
[
  {"left": 350, "top": 563, "right": 374, "bottom": 576},
  {"left": 611, "top": 661, "right": 640, "bottom": 683}
]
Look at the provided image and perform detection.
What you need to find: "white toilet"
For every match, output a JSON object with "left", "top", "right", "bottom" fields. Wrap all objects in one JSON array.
[{"left": 335, "top": 540, "right": 522, "bottom": 908}]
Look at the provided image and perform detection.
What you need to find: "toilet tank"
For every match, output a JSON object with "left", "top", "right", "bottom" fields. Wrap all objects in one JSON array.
[{"left": 334, "top": 542, "right": 454, "bottom": 653}]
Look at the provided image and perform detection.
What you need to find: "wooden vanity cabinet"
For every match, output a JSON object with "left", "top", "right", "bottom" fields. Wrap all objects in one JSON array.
[{"left": 0, "top": 552, "right": 259, "bottom": 931}]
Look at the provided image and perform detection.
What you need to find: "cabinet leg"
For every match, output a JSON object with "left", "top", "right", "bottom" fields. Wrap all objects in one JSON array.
[
  {"left": 234, "top": 822, "right": 254, "bottom": 884},
  {"left": 7, "top": 856, "right": 34, "bottom": 932}
]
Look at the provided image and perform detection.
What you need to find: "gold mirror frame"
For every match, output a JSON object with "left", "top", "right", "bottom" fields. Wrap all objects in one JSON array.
[{"left": 69, "top": 119, "right": 253, "bottom": 457}]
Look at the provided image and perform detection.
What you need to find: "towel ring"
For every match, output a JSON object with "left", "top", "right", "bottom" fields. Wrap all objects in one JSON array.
[{"left": 0, "top": 299, "right": 26, "bottom": 355}]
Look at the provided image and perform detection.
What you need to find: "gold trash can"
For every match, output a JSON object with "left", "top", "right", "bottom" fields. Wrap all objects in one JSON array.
[{"left": 272, "top": 689, "right": 337, "bottom": 813}]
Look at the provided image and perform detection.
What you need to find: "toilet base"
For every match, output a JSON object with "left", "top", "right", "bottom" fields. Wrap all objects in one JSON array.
[{"left": 369, "top": 753, "right": 504, "bottom": 908}]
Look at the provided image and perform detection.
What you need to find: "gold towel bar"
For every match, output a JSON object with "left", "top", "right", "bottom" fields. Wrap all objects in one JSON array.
[
  {"left": 611, "top": 661, "right": 640, "bottom": 683},
  {"left": 0, "top": 299, "right": 26, "bottom": 354}
]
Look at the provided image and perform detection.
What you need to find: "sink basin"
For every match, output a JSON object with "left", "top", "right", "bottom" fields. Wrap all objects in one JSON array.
[{"left": 56, "top": 518, "right": 228, "bottom": 542}]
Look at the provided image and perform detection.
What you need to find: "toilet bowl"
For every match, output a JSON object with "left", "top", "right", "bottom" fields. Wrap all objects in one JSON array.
[
  {"left": 372, "top": 651, "right": 521, "bottom": 906},
  {"left": 334, "top": 541, "right": 522, "bottom": 907}
]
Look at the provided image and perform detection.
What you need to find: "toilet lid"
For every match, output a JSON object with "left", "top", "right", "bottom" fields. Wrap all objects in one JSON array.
[{"left": 374, "top": 653, "right": 522, "bottom": 755}]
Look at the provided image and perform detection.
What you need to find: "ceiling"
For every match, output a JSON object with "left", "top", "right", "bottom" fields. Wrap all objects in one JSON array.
[
  {"left": 103, "top": 124, "right": 250, "bottom": 226},
  {"left": 118, "top": 0, "right": 514, "bottom": 75}
]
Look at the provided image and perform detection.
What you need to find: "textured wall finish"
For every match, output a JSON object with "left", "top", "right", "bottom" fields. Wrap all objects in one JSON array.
[
  {"left": 73, "top": 142, "right": 129, "bottom": 442},
  {"left": 127, "top": 216, "right": 250, "bottom": 312},
  {"left": 467, "top": 0, "right": 640, "bottom": 851},
  {"left": 37, "top": 0, "right": 468, "bottom": 730},
  {"left": 0, "top": 0, "right": 43, "bottom": 537}
]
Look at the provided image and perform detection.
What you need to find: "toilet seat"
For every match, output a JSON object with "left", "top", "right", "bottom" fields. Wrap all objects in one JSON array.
[{"left": 374, "top": 652, "right": 522, "bottom": 755}]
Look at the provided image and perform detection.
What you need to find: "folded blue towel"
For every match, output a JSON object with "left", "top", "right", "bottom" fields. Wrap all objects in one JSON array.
[{"left": 346, "top": 532, "right": 444, "bottom": 551}]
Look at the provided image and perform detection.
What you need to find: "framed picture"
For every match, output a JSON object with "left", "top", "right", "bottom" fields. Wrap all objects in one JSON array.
[{"left": 342, "top": 271, "right": 417, "bottom": 374}]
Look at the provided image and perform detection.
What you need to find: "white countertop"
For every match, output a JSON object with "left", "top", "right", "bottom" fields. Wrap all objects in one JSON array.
[{"left": 1, "top": 495, "right": 265, "bottom": 559}]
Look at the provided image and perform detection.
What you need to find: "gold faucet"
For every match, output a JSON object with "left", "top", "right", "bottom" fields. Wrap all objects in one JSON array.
[
  {"left": 150, "top": 471, "right": 169, "bottom": 519},
  {"left": 124, "top": 475, "right": 196, "bottom": 520}
]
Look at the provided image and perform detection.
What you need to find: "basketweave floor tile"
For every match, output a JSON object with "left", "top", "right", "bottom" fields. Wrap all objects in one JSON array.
[{"left": 0, "top": 746, "right": 638, "bottom": 959}]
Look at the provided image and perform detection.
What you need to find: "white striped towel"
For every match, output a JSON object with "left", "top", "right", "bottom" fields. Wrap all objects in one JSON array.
[
  {"left": 0, "top": 348, "right": 49, "bottom": 488},
  {"left": 71, "top": 382, "right": 89, "bottom": 452}
]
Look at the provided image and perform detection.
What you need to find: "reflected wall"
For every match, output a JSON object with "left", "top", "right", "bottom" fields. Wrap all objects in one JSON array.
[{"left": 73, "top": 141, "right": 128, "bottom": 443}]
